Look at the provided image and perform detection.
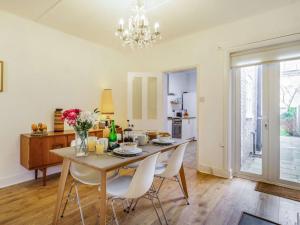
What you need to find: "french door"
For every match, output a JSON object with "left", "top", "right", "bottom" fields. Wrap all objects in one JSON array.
[{"left": 234, "top": 59, "right": 300, "bottom": 189}]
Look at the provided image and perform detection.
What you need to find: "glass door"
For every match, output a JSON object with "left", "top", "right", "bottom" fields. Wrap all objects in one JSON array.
[
  {"left": 279, "top": 59, "right": 300, "bottom": 185},
  {"left": 235, "top": 60, "right": 300, "bottom": 188},
  {"left": 234, "top": 65, "right": 268, "bottom": 179}
]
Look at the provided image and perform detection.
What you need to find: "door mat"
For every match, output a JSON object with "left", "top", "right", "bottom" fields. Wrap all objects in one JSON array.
[
  {"left": 238, "top": 212, "right": 281, "bottom": 225},
  {"left": 255, "top": 182, "right": 300, "bottom": 202}
]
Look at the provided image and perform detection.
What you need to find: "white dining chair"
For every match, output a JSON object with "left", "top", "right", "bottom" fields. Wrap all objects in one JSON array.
[
  {"left": 154, "top": 143, "right": 189, "bottom": 205},
  {"left": 130, "top": 143, "right": 189, "bottom": 213},
  {"left": 60, "top": 140, "right": 118, "bottom": 225},
  {"left": 104, "top": 152, "right": 168, "bottom": 225}
]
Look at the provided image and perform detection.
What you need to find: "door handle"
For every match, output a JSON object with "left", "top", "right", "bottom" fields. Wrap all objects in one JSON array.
[{"left": 264, "top": 120, "right": 269, "bottom": 129}]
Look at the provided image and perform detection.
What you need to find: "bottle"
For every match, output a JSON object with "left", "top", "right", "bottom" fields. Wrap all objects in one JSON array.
[{"left": 108, "top": 120, "right": 118, "bottom": 150}]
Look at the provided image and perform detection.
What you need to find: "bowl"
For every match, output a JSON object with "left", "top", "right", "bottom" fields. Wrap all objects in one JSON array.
[
  {"left": 120, "top": 142, "right": 137, "bottom": 151},
  {"left": 158, "top": 132, "right": 171, "bottom": 142}
]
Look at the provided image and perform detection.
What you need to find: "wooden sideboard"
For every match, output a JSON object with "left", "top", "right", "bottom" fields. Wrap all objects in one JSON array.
[{"left": 20, "top": 128, "right": 122, "bottom": 186}]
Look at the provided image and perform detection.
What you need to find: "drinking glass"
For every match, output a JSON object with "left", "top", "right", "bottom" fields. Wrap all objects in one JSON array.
[
  {"left": 96, "top": 140, "right": 105, "bottom": 155},
  {"left": 88, "top": 136, "right": 97, "bottom": 152}
]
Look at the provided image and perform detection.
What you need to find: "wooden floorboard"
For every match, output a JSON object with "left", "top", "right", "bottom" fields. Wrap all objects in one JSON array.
[{"left": 0, "top": 168, "right": 300, "bottom": 225}]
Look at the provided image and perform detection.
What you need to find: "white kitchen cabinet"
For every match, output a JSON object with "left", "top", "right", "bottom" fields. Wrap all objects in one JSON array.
[{"left": 182, "top": 118, "right": 197, "bottom": 140}]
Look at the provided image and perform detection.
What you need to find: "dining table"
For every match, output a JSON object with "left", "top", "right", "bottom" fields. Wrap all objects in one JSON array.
[{"left": 51, "top": 138, "right": 190, "bottom": 225}]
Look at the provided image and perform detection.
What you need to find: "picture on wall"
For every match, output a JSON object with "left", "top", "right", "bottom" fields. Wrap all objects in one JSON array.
[{"left": 0, "top": 61, "right": 3, "bottom": 92}]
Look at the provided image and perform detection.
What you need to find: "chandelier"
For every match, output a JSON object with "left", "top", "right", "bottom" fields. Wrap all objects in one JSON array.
[{"left": 115, "top": 0, "right": 161, "bottom": 48}]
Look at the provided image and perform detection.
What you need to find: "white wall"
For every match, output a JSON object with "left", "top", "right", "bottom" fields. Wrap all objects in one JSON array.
[
  {"left": 168, "top": 69, "right": 196, "bottom": 96},
  {"left": 125, "top": 2, "right": 300, "bottom": 177},
  {"left": 0, "top": 11, "right": 130, "bottom": 187},
  {"left": 1, "top": 1, "right": 300, "bottom": 187}
]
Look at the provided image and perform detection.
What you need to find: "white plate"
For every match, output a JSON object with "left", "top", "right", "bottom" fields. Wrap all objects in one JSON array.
[
  {"left": 113, "top": 147, "right": 143, "bottom": 156},
  {"left": 152, "top": 139, "right": 175, "bottom": 144}
]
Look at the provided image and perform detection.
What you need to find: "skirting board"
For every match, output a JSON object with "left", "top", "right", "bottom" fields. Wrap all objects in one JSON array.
[
  {"left": 198, "top": 164, "right": 232, "bottom": 179},
  {"left": 0, "top": 165, "right": 61, "bottom": 188}
]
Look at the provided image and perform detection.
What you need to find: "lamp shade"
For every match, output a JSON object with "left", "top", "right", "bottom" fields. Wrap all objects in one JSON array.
[{"left": 100, "top": 89, "right": 114, "bottom": 115}]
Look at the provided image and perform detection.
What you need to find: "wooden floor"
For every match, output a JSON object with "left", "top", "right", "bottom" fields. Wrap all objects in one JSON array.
[
  {"left": 183, "top": 141, "right": 197, "bottom": 169},
  {"left": 1, "top": 167, "right": 300, "bottom": 225}
]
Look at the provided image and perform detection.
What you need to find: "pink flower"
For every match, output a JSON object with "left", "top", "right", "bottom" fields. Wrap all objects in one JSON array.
[{"left": 61, "top": 108, "right": 82, "bottom": 127}]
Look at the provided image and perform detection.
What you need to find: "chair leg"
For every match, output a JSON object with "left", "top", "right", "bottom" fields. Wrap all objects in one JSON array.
[
  {"left": 61, "top": 182, "right": 75, "bottom": 218},
  {"left": 156, "top": 178, "right": 165, "bottom": 195},
  {"left": 131, "top": 198, "right": 141, "bottom": 211},
  {"left": 154, "top": 193, "right": 169, "bottom": 225},
  {"left": 126, "top": 199, "right": 134, "bottom": 213},
  {"left": 111, "top": 199, "right": 120, "bottom": 225},
  {"left": 122, "top": 199, "right": 132, "bottom": 213},
  {"left": 151, "top": 184, "right": 169, "bottom": 225},
  {"left": 150, "top": 198, "right": 163, "bottom": 225},
  {"left": 175, "top": 176, "right": 190, "bottom": 205},
  {"left": 74, "top": 183, "right": 85, "bottom": 225}
]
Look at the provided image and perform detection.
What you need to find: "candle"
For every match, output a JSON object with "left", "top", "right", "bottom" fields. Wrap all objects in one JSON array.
[
  {"left": 119, "top": 19, "right": 124, "bottom": 30},
  {"left": 154, "top": 22, "right": 159, "bottom": 33}
]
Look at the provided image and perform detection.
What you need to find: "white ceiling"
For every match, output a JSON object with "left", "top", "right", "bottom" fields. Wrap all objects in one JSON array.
[{"left": 0, "top": 0, "right": 298, "bottom": 49}]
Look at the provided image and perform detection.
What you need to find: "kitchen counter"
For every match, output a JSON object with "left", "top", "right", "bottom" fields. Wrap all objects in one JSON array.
[{"left": 167, "top": 117, "right": 196, "bottom": 120}]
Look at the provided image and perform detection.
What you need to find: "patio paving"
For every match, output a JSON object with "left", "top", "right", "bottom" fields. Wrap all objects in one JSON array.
[{"left": 241, "top": 136, "right": 300, "bottom": 183}]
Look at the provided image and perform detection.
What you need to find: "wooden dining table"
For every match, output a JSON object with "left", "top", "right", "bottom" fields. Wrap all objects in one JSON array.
[{"left": 51, "top": 139, "right": 190, "bottom": 225}]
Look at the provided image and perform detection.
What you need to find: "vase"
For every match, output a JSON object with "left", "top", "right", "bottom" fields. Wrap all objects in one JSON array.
[
  {"left": 74, "top": 129, "right": 89, "bottom": 157},
  {"left": 54, "top": 108, "right": 64, "bottom": 132}
]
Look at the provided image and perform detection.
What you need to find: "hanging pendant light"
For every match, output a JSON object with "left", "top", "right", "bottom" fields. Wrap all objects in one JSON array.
[{"left": 115, "top": 0, "right": 162, "bottom": 48}]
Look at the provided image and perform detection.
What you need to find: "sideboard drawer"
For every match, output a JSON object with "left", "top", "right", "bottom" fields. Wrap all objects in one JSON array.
[{"left": 47, "top": 136, "right": 67, "bottom": 165}]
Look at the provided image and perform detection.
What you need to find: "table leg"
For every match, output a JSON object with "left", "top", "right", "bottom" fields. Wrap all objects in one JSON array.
[
  {"left": 52, "top": 159, "right": 71, "bottom": 225},
  {"left": 42, "top": 168, "right": 47, "bottom": 186},
  {"left": 35, "top": 169, "right": 38, "bottom": 180},
  {"left": 99, "top": 171, "right": 107, "bottom": 225},
  {"left": 179, "top": 164, "right": 189, "bottom": 198}
]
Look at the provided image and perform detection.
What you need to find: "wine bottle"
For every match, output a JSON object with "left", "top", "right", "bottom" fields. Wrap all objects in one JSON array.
[{"left": 108, "top": 120, "right": 118, "bottom": 150}]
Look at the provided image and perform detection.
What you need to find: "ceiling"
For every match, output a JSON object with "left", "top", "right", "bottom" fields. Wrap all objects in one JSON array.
[{"left": 0, "top": 0, "right": 298, "bottom": 50}]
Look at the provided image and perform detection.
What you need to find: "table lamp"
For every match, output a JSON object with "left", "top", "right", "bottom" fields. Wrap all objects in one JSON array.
[{"left": 100, "top": 88, "right": 114, "bottom": 121}]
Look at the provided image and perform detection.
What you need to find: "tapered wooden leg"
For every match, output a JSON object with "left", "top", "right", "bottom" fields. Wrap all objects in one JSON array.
[
  {"left": 99, "top": 171, "right": 107, "bottom": 225},
  {"left": 179, "top": 164, "right": 189, "bottom": 198},
  {"left": 42, "top": 168, "right": 47, "bottom": 186},
  {"left": 52, "top": 159, "right": 71, "bottom": 225},
  {"left": 35, "top": 169, "right": 38, "bottom": 180}
]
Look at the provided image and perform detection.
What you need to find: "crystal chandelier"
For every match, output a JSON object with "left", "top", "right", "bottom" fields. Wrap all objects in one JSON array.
[{"left": 115, "top": 0, "right": 161, "bottom": 48}]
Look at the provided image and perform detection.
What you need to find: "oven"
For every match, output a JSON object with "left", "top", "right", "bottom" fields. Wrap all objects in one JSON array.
[{"left": 172, "top": 118, "right": 182, "bottom": 139}]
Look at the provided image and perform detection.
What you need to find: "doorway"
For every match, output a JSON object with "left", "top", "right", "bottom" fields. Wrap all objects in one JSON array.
[
  {"left": 163, "top": 68, "right": 198, "bottom": 168},
  {"left": 233, "top": 59, "right": 300, "bottom": 189}
]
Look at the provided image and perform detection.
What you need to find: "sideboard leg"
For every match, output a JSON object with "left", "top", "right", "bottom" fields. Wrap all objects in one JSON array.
[
  {"left": 42, "top": 168, "right": 47, "bottom": 186},
  {"left": 35, "top": 169, "right": 38, "bottom": 180}
]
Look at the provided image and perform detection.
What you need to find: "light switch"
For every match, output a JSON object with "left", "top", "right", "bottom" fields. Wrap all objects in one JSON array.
[{"left": 199, "top": 97, "right": 205, "bottom": 103}]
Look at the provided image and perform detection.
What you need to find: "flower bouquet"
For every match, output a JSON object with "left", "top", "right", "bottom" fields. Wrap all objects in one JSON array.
[{"left": 62, "top": 108, "right": 98, "bottom": 156}]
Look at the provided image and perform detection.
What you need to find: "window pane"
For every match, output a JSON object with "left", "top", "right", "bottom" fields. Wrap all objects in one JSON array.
[
  {"left": 280, "top": 59, "right": 300, "bottom": 183},
  {"left": 132, "top": 77, "right": 142, "bottom": 119},
  {"left": 240, "top": 65, "right": 263, "bottom": 175},
  {"left": 147, "top": 77, "right": 157, "bottom": 119}
]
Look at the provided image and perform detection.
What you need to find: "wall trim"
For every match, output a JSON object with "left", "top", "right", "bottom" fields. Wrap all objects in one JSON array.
[
  {"left": 198, "top": 164, "right": 232, "bottom": 179},
  {"left": 0, "top": 166, "right": 61, "bottom": 188}
]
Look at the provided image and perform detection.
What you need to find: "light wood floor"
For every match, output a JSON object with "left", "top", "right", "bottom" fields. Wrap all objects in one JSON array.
[
  {"left": 183, "top": 141, "right": 197, "bottom": 169},
  {"left": 1, "top": 167, "right": 300, "bottom": 225}
]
